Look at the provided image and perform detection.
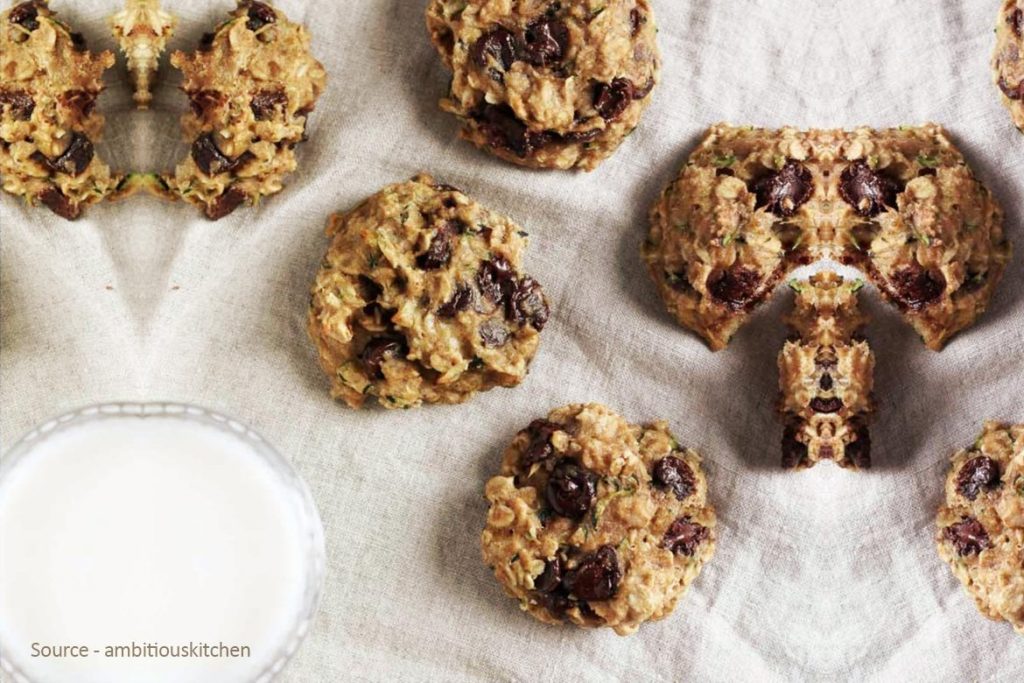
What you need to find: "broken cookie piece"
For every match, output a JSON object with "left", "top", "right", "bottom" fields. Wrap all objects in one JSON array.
[
  {"left": 164, "top": 0, "right": 326, "bottom": 219},
  {"left": 109, "top": 0, "right": 176, "bottom": 109},
  {"left": 0, "top": 0, "right": 120, "bottom": 219},
  {"left": 777, "top": 272, "right": 875, "bottom": 469}
]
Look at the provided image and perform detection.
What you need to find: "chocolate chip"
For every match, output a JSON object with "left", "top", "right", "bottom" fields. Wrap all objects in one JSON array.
[
  {"left": 839, "top": 160, "right": 903, "bottom": 217},
  {"left": 0, "top": 90, "right": 34, "bottom": 120},
  {"left": 662, "top": 517, "right": 709, "bottom": 556},
  {"left": 251, "top": 89, "right": 288, "bottom": 120},
  {"left": 534, "top": 557, "right": 563, "bottom": 593},
  {"left": 751, "top": 161, "right": 814, "bottom": 218},
  {"left": 810, "top": 397, "right": 843, "bottom": 414},
  {"left": 479, "top": 319, "right": 511, "bottom": 347},
  {"left": 508, "top": 277, "right": 549, "bottom": 330},
  {"left": 653, "top": 455, "right": 696, "bottom": 501},
  {"left": 593, "top": 78, "right": 634, "bottom": 121},
  {"left": 9, "top": 1, "right": 39, "bottom": 30},
  {"left": 520, "top": 17, "right": 569, "bottom": 67},
  {"left": 417, "top": 222, "right": 456, "bottom": 270},
  {"left": 890, "top": 263, "right": 945, "bottom": 310},
  {"left": 520, "top": 419, "right": 560, "bottom": 468},
  {"left": 191, "top": 134, "right": 254, "bottom": 176},
  {"left": 630, "top": 8, "right": 643, "bottom": 36},
  {"left": 31, "top": 133, "right": 93, "bottom": 176},
  {"left": 59, "top": 90, "right": 97, "bottom": 119},
  {"left": 564, "top": 546, "right": 620, "bottom": 601},
  {"left": 819, "top": 373, "right": 834, "bottom": 391},
  {"left": 546, "top": 458, "right": 597, "bottom": 519},
  {"left": 361, "top": 335, "right": 406, "bottom": 378},
  {"left": 1010, "top": 8, "right": 1023, "bottom": 38},
  {"left": 956, "top": 456, "right": 1001, "bottom": 501},
  {"left": 37, "top": 186, "right": 77, "bottom": 219},
  {"left": 706, "top": 265, "right": 761, "bottom": 310},
  {"left": 781, "top": 424, "right": 808, "bottom": 468},
  {"left": 474, "top": 104, "right": 551, "bottom": 158},
  {"left": 245, "top": 1, "right": 276, "bottom": 30},
  {"left": 438, "top": 283, "right": 473, "bottom": 318},
  {"left": 206, "top": 186, "right": 248, "bottom": 220},
  {"left": 477, "top": 255, "right": 516, "bottom": 305},
  {"left": 998, "top": 77, "right": 1024, "bottom": 101},
  {"left": 470, "top": 27, "right": 518, "bottom": 80},
  {"left": 844, "top": 423, "right": 871, "bottom": 468},
  {"left": 944, "top": 517, "right": 990, "bottom": 556}
]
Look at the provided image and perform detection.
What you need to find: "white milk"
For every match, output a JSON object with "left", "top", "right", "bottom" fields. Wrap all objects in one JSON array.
[{"left": 0, "top": 405, "right": 324, "bottom": 683}]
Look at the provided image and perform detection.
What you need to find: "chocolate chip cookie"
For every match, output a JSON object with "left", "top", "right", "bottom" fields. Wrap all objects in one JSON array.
[
  {"left": 994, "top": 1, "right": 1024, "bottom": 131},
  {"left": 936, "top": 421, "right": 1024, "bottom": 634},
  {"left": 109, "top": 0, "right": 176, "bottom": 109},
  {"left": 426, "top": 0, "right": 660, "bottom": 170},
  {"left": 163, "top": 0, "right": 326, "bottom": 219},
  {"left": 778, "top": 272, "right": 875, "bottom": 469},
  {"left": 0, "top": 0, "right": 120, "bottom": 219},
  {"left": 481, "top": 403, "right": 716, "bottom": 635},
  {"left": 644, "top": 124, "right": 1010, "bottom": 351},
  {"left": 307, "top": 174, "right": 549, "bottom": 409}
]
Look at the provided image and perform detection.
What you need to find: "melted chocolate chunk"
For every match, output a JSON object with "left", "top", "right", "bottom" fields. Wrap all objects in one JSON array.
[
  {"left": 890, "top": 263, "right": 945, "bottom": 310},
  {"left": 839, "top": 160, "right": 903, "bottom": 217},
  {"left": 998, "top": 77, "right": 1024, "bottom": 101},
  {"left": 653, "top": 455, "right": 696, "bottom": 501},
  {"left": 0, "top": 90, "right": 34, "bottom": 120},
  {"left": 751, "top": 161, "right": 814, "bottom": 218},
  {"left": 32, "top": 133, "right": 93, "bottom": 176},
  {"left": 956, "top": 456, "right": 1001, "bottom": 501},
  {"left": 534, "top": 557, "right": 563, "bottom": 593},
  {"left": 416, "top": 221, "right": 456, "bottom": 270},
  {"left": 9, "top": 1, "right": 39, "bottom": 30},
  {"left": 206, "top": 186, "right": 248, "bottom": 220},
  {"left": 476, "top": 256, "right": 516, "bottom": 305},
  {"left": 245, "top": 1, "right": 276, "bottom": 30},
  {"left": 944, "top": 517, "right": 990, "bottom": 556},
  {"left": 546, "top": 458, "right": 597, "bottom": 519},
  {"left": 470, "top": 27, "right": 518, "bottom": 79},
  {"left": 593, "top": 78, "right": 634, "bottom": 121},
  {"left": 191, "top": 134, "right": 254, "bottom": 176},
  {"left": 1010, "top": 8, "right": 1023, "bottom": 38},
  {"left": 508, "top": 276, "right": 549, "bottom": 330},
  {"left": 37, "top": 186, "right": 77, "bottom": 219},
  {"left": 361, "top": 335, "right": 407, "bottom": 378},
  {"left": 706, "top": 266, "right": 762, "bottom": 310},
  {"left": 563, "top": 546, "right": 620, "bottom": 601},
  {"left": 438, "top": 283, "right": 473, "bottom": 318},
  {"left": 630, "top": 8, "right": 643, "bottom": 36},
  {"left": 520, "top": 419, "right": 561, "bottom": 468},
  {"left": 479, "top": 319, "right": 511, "bottom": 347},
  {"left": 521, "top": 17, "right": 569, "bottom": 67},
  {"left": 251, "top": 89, "right": 288, "bottom": 121},
  {"left": 474, "top": 104, "right": 551, "bottom": 157},
  {"left": 662, "top": 517, "right": 709, "bottom": 556}
]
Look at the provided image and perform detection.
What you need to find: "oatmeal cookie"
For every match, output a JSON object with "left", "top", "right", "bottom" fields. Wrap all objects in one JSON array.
[
  {"left": 307, "top": 174, "right": 549, "bottom": 409},
  {"left": 0, "top": 0, "right": 119, "bottom": 219},
  {"left": 777, "top": 272, "right": 874, "bottom": 469},
  {"left": 426, "top": 0, "right": 660, "bottom": 170},
  {"left": 481, "top": 403, "right": 716, "bottom": 635},
  {"left": 109, "top": 0, "right": 176, "bottom": 109},
  {"left": 644, "top": 124, "right": 1010, "bottom": 351},
  {"left": 164, "top": 0, "right": 326, "bottom": 219},
  {"left": 936, "top": 421, "right": 1024, "bottom": 634},
  {"left": 994, "top": 1, "right": 1024, "bottom": 132}
]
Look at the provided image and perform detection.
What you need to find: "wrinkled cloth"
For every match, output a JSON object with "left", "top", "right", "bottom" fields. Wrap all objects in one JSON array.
[{"left": 1, "top": 1, "right": 1023, "bottom": 681}]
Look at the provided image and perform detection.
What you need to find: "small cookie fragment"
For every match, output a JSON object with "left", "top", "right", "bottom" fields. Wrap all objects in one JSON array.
[
  {"left": 936, "top": 421, "right": 1024, "bottom": 633},
  {"left": 109, "top": 0, "right": 177, "bottom": 109},
  {"left": 426, "top": 0, "right": 660, "bottom": 170},
  {"left": 164, "top": 0, "right": 326, "bottom": 219},
  {"left": 481, "top": 403, "right": 716, "bottom": 635},
  {"left": 0, "top": 0, "right": 120, "bottom": 219},
  {"left": 644, "top": 124, "right": 1010, "bottom": 351},
  {"left": 307, "top": 174, "right": 549, "bottom": 409},
  {"left": 777, "top": 272, "right": 875, "bottom": 469},
  {"left": 994, "top": 0, "right": 1024, "bottom": 131}
]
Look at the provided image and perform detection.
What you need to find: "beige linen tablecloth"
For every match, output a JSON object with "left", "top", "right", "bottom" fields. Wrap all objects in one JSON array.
[{"left": 2, "top": 0, "right": 1023, "bottom": 680}]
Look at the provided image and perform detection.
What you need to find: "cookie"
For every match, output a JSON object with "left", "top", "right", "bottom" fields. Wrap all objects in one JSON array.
[
  {"left": 426, "top": 0, "right": 659, "bottom": 170},
  {"left": 778, "top": 272, "right": 874, "bottom": 469},
  {"left": 307, "top": 174, "right": 550, "bottom": 409},
  {"left": 643, "top": 124, "right": 1011, "bottom": 351},
  {"left": 936, "top": 421, "right": 1024, "bottom": 634},
  {"left": 0, "top": 0, "right": 120, "bottom": 219},
  {"left": 481, "top": 403, "right": 716, "bottom": 635},
  {"left": 109, "top": 0, "right": 176, "bottom": 109},
  {"left": 994, "top": 0, "right": 1024, "bottom": 131},
  {"left": 163, "top": 0, "right": 326, "bottom": 219}
]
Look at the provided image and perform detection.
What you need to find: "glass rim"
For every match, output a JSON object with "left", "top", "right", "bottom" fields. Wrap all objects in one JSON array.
[{"left": 0, "top": 401, "right": 326, "bottom": 683}]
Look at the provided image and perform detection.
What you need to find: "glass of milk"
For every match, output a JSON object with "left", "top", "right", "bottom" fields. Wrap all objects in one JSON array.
[{"left": 0, "top": 403, "right": 325, "bottom": 683}]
